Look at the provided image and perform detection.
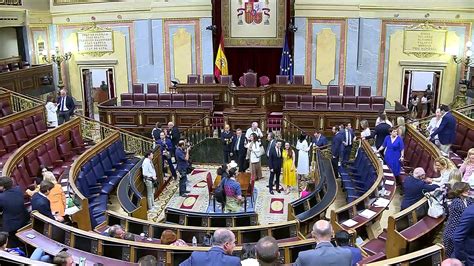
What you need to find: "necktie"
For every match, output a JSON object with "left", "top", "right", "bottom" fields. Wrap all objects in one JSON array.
[
  {"left": 277, "top": 148, "right": 280, "bottom": 157},
  {"left": 348, "top": 130, "right": 351, "bottom": 145},
  {"left": 61, "top": 97, "right": 65, "bottom": 111},
  {"left": 236, "top": 137, "right": 240, "bottom": 151},
  {"left": 346, "top": 130, "right": 349, "bottom": 146}
]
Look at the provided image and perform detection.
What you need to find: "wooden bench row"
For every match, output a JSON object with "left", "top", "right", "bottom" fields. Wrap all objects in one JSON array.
[{"left": 164, "top": 207, "right": 259, "bottom": 227}]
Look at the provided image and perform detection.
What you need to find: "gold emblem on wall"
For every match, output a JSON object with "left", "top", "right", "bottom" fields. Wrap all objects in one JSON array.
[
  {"left": 403, "top": 22, "right": 447, "bottom": 58},
  {"left": 77, "top": 24, "right": 114, "bottom": 57}
]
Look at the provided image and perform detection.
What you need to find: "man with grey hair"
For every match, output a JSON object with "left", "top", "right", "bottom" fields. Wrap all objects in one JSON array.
[
  {"left": 180, "top": 228, "right": 241, "bottom": 266},
  {"left": 256, "top": 236, "right": 279, "bottom": 265},
  {"left": 107, "top": 224, "right": 126, "bottom": 239},
  {"left": 56, "top": 89, "right": 75, "bottom": 125},
  {"left": 245, "top": 122, "right": 263, "bottom": 140},
  {"left": 401, "top": 167, "right": 438, "bottom": 210},
  {"left": 295, "top": 220, "right": 352, "bottom": 266}
]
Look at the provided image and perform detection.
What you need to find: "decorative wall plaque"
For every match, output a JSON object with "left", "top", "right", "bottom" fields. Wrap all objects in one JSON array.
[
  {"left": 403, "top": 22, "right": 447, "bottom": 58},
  {"left": 77, "top": 24, "right": 114, "bottom": 57}
]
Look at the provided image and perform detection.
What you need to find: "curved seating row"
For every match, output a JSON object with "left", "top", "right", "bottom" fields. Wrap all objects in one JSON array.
[
  {"left": 451, "top": 109, "right": 473, "bottom": 160},
  {"left": 72, "top": 132, "right": 140, "bottom": 229},
  {"left": 164, "top": 207, "right": 259, "bottom": 227},
  {"left": 120, "top": 92, "right": 214, "bottom": 108},
  {"left": 0, "top": 104, "right": 46, "bottom": 169},
  {"left": 283, "top": 94, "right": 386, "bottom": 111}
]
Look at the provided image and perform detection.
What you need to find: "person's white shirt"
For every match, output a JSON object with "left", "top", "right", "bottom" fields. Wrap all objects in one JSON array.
[
  {"left": 361, "top": 128, "right": 371, "bottom": 138},
  {"left": 58, "top": 96, "right": 69, "bottom": 112},
  {"left": 245, "top": 127, "right": 263, "bottom": 140},
  {"left": 421, "top": 96, "right": 428, "bottom": 104},
  {"left": 246, "top": 141, "right": 262, "bottom": 163},
  {"left": 427, "top": 117, "right": 441, "bottom": 139},
  {"left": 142, "top": 157, "right": 156, "bottom": 178},
  {"left": 241, "top": 258, "right": 259, "bottom": 266},
  {"left": 45, "top": 102, "right": 58, "bottom": 127}
]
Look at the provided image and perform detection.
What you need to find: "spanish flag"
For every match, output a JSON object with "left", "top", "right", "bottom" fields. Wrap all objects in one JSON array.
[{"left": 214, "top": 34, "right": 228, "bottom": 79}]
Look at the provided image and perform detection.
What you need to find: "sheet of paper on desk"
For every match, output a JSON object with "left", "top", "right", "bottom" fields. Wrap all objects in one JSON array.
[
  {"left": 359, "top": 209, "right": 377, "bottom": 219},
  {"left": 385, "top": 172, "right": 394, "bottom": 177},
  {"left": 382, "top": 165, "right": 389, "bottom": 170},
  {"left": 385, "top": 180, "right": 395, "bottom": 186},
  {"left": 65, "top": 206, "right": 80, "bottom": 216},
  {"left": 342, "top": 219, "right": 358, "bottom": 227},
  {"left": 374, "top": 198, "right": 390, "bottom": 208}
]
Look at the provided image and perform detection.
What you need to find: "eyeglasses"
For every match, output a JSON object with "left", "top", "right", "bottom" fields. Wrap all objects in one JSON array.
[{"left": 42, "top": 169, "right": 47, "bottom": 173}]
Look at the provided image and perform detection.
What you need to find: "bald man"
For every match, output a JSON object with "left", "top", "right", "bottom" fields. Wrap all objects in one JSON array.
[
  {"left": 441, "top": 258, "right": 463, "bottom": 266},
  {"left": 245, "top": 122, "right": 263, "bottom": 140},
  {"left": 295, "top": 220, "right": 352, "bottom": 266},
  {"left": 180, "top": 228, "right": 241, "bottom": 266},
  {"left": 256, "top": 236, "right": 280, "bottom": 265}
]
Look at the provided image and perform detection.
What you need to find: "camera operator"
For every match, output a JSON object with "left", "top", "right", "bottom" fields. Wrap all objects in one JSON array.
[
  {"left": 176, "top": 140, "right": 191, "bottom": 197},
  {"left": 142, "top": 151, "right": 157, "bottom": 210}
]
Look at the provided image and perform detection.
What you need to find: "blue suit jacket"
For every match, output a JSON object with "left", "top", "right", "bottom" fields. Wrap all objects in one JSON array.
[
  {"left": 313, "top": 135, "right": 328, "bottom": 147},
  {"left": 156, "top": 138, "right": 173, "bottom": 154},
  {"left": 430, "top": 112, "right": 456, "bottom": 145},
  {"left": 331, "top": 131, "right": 344, "bottom": 158},
  {"left": 0, "top": 187, "right": 30, "bottom": 232},
  {"left": 175, "top": 147, "right": 189, "bottom": 172},
  {"left": 179, "top": 247, "right": 241, "bottom": 266},
  {"left": 454, "top": 204, "right": 474, "bottom": 265},
  {"left": 31, "top": 193, "right": 55, "bottom": 220},
  {"left": 401, "top": 176, "right": 438, "bottom": 210},
  {"left": 268, "top": 147, "right": 283, "bottom": 172}
]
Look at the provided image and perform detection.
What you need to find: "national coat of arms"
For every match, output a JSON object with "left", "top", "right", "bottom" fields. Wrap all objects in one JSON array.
[{"left": 237, "top": 0, "right": 271, "bottom": 25}]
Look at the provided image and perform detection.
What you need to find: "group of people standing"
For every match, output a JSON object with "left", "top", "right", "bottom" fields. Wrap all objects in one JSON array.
[{"left": 45, "top": 89, "right": 76, "bottom": 127}]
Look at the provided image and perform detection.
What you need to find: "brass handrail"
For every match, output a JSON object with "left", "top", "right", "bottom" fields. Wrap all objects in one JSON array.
[{"left": 181, "top": 114, "right": 212, "bottom": 146}]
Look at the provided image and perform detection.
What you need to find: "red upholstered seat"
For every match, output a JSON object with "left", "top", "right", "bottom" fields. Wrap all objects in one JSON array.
[
  {"left": 357, "top": 252, "right": 386, "bottom": 265},
  {"left": 36, "top": 144, "right": 64, "bottom": 177},
  {"left": 133, "top": 93, "right": 145, "bottom": 106},
  {"left": 172, "top": 94, "right": 185, "bottom": 101},
  {"left": 11, "top": 120, "right": 28, "bottom": 146},
  {"left": 243, "top": 73, "right": 257, "bottom": 87},
  {"left": 71, "top": 127, "right": 87, "bottom": 154},
  {"left": 0, "top": 125, "right": 18, "bottom": 153},
  {"left": 276, "top": 75, "right": 289, "bottom": 85},
  {"left": 146, "top": 83, "right": 159, "bottom": 94},
  {"left": 357, "top": 96, "right": 371, "bottom": 110},
  {"left": 22, "top": 117, "right": 38, "bottom": 139},
  {"left": 284, "top": 102, "right": 298, "bottom": 109},
  {"left": 45, "top": 140, "right": 68, "bottom": 165},
  {"left": 343, "top": 85, "right": 356, "bottom": 96},
  {"left": 121, "top": 100, "right": 133, "bottom": 106},
  {"left": 202, "top": 74, "right": 215, "bottom": 84},
  {"left": 359, "top": 85, "right": 371, "bottom": 96},
  {"left": 0, "top": 139, "right": 12, "bottom": 167},
  {"left": 25, "top": 151, "right": 40, "bottom": 177},
  {"left": 187, "top": 74, "right": 200, "bottom": 84},
  {"left": 328, "top": 85, "right": 340, "bottom": 96},
  {"left": 185, "top": 94, "right": 199, "bottom": 107},
  {"left": 284, "top": 95, "right": 298, "bottom": 102},
  {"left": 0, "top": 100, "right": 13, "bottom": 116},
  {"left": 293, "top": 75, "right": 304, "bottom": 85},
  {"left": 300, "top": 95, "right": 314, "bottom": 110},
  {"left": 259, "top": 76, "right": 270, "bottom": 86},
  {"left": 239, "top": 76, "right": 244, "bottom": 86},
  {"left": 452, "top": 124, "right": 468, "bottom": 152},
  {"left": 159, "top": 99, "right": 171, "bottom": 107},
  {"left": 399, "top": 216, "right": 444, "bottom": 241},
  {"left": 120, "top": 93, "right": 133, "bottom": 102},
  {"left": 329, "top": 96, "right": 342, "bottom": 110},
  {"left": 145, "top": 94, "right": 159, "bottom": 107},
  {"left": 172, "top": 100, "right": 185, "bottom": 107},
  {"left": 56, "top": 134, "right": 78, "bottom": 162},
  {"left": 159, "top": 94, "right": 171, "bottom": 101},
  {"left": 457, "top": 130, "right": 474, "bottom": 158},
  {"left": 371, "top": 96, "right": 385, "bottom": 111},
  {"left": 132, "top": 83, "right": 144, "bottom": 93},
  {"left": 362, "top": 238, "right": 386, "bottom": 256},
  {"left": 314, "top": 96, "right": 328, "bottom": 110},
  {"left": 219, "top": 75, "right": 232, "bottom": 85}
]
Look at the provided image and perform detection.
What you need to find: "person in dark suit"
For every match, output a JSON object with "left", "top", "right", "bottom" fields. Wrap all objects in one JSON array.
[
  {"left": 56, "top": 89, "right": 75, "bottom": 125},
  {"left": 0, "top": 176, "right": 30, "bottom": 248},
  {"left": 221, "top": 124, "right": 234, "bottom": 164},
  {"left": 31, "top": 180, "right": 64, "bottom": 222},
  {"left": 331, "top": 125, "right": 344, "bottom": 177},
  {"left": 430, "top": 105, "right": 457, "bottom": 154},
  {"left": 232, "top": 128, "right": 247, "bottom": 172},
  {"left": 167, "top": 122, "right": 181, "bottom": 158},
  {"left": 176, "top": 140, "right": 191, "bottom": 197},
  {"left": 268, "top": 141, "right": 283, "bottom": 194},
  {"left": 401, "top": 167, "right": 439, "bottom": 210},
  {"left": 366, "top": 114, "right": 391, "bottom": 149},
  {"left": 312, "top": 130, "right": 328, "bottom": 147},
  {"left": 295, "top": 220, "right": 352, "bottom": 266},
  {"left": 342, "top": 123, "right": 355, "bottom": 164},
  {"left": 151, "top": 122, "right": 162, "bottom": 146},
  {"left": 453, "top": 204, "right": 474, "bottom": 265},
  {"left": 179, "top": 228, "right": 241, "bottom": 266},
  {"left": 266, "top": 132, "right": 276, "bottom": 158},
  {"left": 156, "top": 132, "right": 177, "bottom": 179}
]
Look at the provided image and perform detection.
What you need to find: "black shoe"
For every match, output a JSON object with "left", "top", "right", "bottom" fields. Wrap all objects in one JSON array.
[
  {"left": 180, "top": 193, "right": 188, "bottom": 197},
  {"left": 185, "top": 190, "right": 191, "bottom": 193},
  {"left": 276, "top": 189, "right": 281, "bottom": 193},
  {"left": 269, "top": 191, "right": 274, "bottom": 195}
]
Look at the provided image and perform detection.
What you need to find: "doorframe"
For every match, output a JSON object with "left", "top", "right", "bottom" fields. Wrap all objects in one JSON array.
[
  {"left": 77, "top": 60, "right": 118, "bottom": 116},
  {"left": 399, "top": 60, "right": 447, "bottom": 111}
]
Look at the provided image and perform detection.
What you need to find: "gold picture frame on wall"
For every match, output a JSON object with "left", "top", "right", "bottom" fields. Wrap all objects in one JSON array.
[
  {"left": 221, "top": 0, "right": 286, "bottom": 47},
  {"left": 77, "top": 24, "right": 114, "bottom": 57}
]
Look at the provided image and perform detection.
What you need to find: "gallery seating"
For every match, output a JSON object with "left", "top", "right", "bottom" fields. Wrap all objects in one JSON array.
[
  {"left": 450, "top": 110, "right": 473, "bottom": 160},
  {"left": 119, "top": 92, "right": 214, "bottom": 109},
  {"left": 164, "top": 207, "right": 259, "bottom": 227},
  {"left": 283, "top": 93, "right": 385, "bottom": 111}
]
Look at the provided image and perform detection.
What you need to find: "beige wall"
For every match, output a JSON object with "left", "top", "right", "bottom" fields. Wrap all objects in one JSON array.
[{"left": 0, "top": 27, "right": 19, "bottom": 58}]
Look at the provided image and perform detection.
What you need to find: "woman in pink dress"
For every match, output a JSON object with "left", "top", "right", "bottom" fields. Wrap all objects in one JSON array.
[{"left": 300, "top": 181, "right": 315, "bottom": 198}]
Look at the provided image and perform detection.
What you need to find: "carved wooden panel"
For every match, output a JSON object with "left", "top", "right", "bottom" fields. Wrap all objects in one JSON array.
[
  {"left": 91, "top": 239, "right": 99, "bottom": 254},
  {"left": 122, "top": 247, "right": 131, "bottom": 261},
  {"left": 64, "top": 231, "right": 71, "bottom": 246}
]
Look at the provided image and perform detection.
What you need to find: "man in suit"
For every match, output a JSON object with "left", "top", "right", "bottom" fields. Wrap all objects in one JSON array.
[
  {"left": 0, "top": 176, "right": 30, "bottom": 247},
  {"left": 342, "top": 122, "right": 355, "bottom": 164},
  {"left": 268, "top": 141, "right": 282, "bottom": 194},
  {"left": 176, "top": 140, "right": 191, "bottom": 197},
  {"left": 295, "top": 220, "right": 352, "bottom": 266},
  {"left": 221, "top": 124, "right": 234, "bottom": 164},
  {"left": 366, "top": 114, "right": 391, "bottom": 149},
  {"left": 335, "top": 231, "right": 362, "bottom": 266},
  {"left": 167, "top": 121, "right": 181, "bottom": 159},
  {"left": 156, "top": 132, "right": 177, "bottom": 180},
  {"left": 151, "top": 122, "right": 162, "bottom": 147},
  {"left": 266, "top": 132, "right": 276, "bottom": 158},
  {"left": 31, "top": 180, "right": 64, "bottom": 222},
  {"left": 56, "top": 89, "right": 75, "bottom": 125},
  {"left": 312, "top": 130, "right": 328, "bottom": 147},
  {"left": 401, "top": 167, "right": 438, "bottom": 210},
  {"left": 256, "top": 236, "right": 280, "bottom": 265},
  {"left": 180, "top": 228, "right": 241, "bottom": 266},
  {"left": 453, "top": 204, "right": 474, "bottom": 265},
  {"left": 331, "top": 125, "right": 344, "bottom": 177},
  {"left": 232, "top": 128, "right": 247, "bottom": 172},
  {"left": 430, "top": 104, "right": 457, "bottom": 154}
]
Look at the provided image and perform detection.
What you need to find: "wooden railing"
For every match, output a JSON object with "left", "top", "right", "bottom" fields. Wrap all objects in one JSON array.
[{"left": 366, "top": 244, "right": 444, "bottom": 266}]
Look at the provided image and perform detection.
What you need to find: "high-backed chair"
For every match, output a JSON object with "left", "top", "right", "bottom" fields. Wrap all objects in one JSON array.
[
  {"left": 328, "top": 85, "right": 340, "bottom": 96},
  {"left": 328, "top": 96, "right": 343, "bottom": 110},
  {"left": 172, "top": 94, "right": 185, "bottom": 107},
  {"left": 314, "top": 96, "right": 328, "bottom": 110},
  {"left": 132, "top": 93, "right": 145, "bottom": 106},
  {"left": 145, "top": 94, "right": 158, "bottom": 106},
  {"left": 239, "top": 76, "right": 244, "bottom": 86},
  {"left": 187, "top": 74, "right": 200, "bottom": 84},
  {"left": 0, "top": 125, "right": 18, "bottom": 152},
  {"left": 243, "top": 72, "right": 257, "bottom": 87},
  {"left": 276, "top": 75, "right": 289, "bottom": 85},
  {"left": 343, "top": 96, "right": 357, "bottom": 110},
  {"left": 300, "top": 95, "right": 314, "bottom": 110},
  {"left": 202, "top": 74, "right": 215, "bottom": 84},
  {"left": 259, "top": 76, "right": 270, "bottom": 86},
  {"left": 343, "top": 85, "right": 356, "bottom": 96},
  {"left": 185, "top": 94, "right": 199, "bottom": 107},
  {"left": 219, "top": 75, "right": 232, "bottom": 85},
  {"left": 293, "top": 75, "right": 304, "bottom": 85},
  {"left": 33, "top": 114, "right": 47, "bottom": 134},
  {"left": 359, "top": 86, "right": 371, "bottom": 96},
  {"left": 200, "top": 94, "right": 213, "bottom": 108},
  {"left": 357, "top": 96, "right": 371, "bottom": 110},
  {"left": 147, "top": 83, "right": 159, "bottom": 94},
  {"left": 56, "top": 134, "right": 78, "bottom": 162},
  {"left": 371, "top": 96, "right": 385, "bottom": 111},
  {"left": 36, "top": 144, "right": 64, "bottom": 177},
  {"left": 22, "top": 117, "right": 38, "bottom": 139},
  {"left": 24, "top": 151, "right": 40, "bottom": 177},
  {"left": 132, "top": 83, "right": 144, "bottom": 94},
  {"left": 120, "top": 93, "right": 133, "bottom": 105},
  {"left": 11, "top": 120, "right": 28, "bottom": 146}
]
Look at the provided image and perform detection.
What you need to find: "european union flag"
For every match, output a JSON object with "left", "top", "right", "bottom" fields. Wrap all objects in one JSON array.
[{"left": 279, "top": 33, "right": 293, "bottom": 82}]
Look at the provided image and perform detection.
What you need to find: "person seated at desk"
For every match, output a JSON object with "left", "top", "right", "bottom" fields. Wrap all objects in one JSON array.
[
  {"left": 104, "top": 224, "right": 126, "bottom": 239},
  {"left": 53, "top": 251, "right": 74, "bottom": 266},
  {"left": 224, "top": 168, "right": 243, "bottom": 213},
  {"left": 31, "top": 181, "right": 64, "bottom": 222},
  {"left": 160, "top": 229, "right": 188, "bottom": 246},
  {"left": 300, "top": 181, "right": 315, "bottom": 198},
  {"left": 401, "top": 167, "right": 439, "bottom": 210}
]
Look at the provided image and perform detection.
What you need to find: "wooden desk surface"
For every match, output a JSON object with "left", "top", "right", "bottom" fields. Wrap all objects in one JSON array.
[
  {"left": 213, "top": 172, "right": 251, "bottom": 193},
  {"left": 17, "top": 229, "right": 137, "bottom": 266}
]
